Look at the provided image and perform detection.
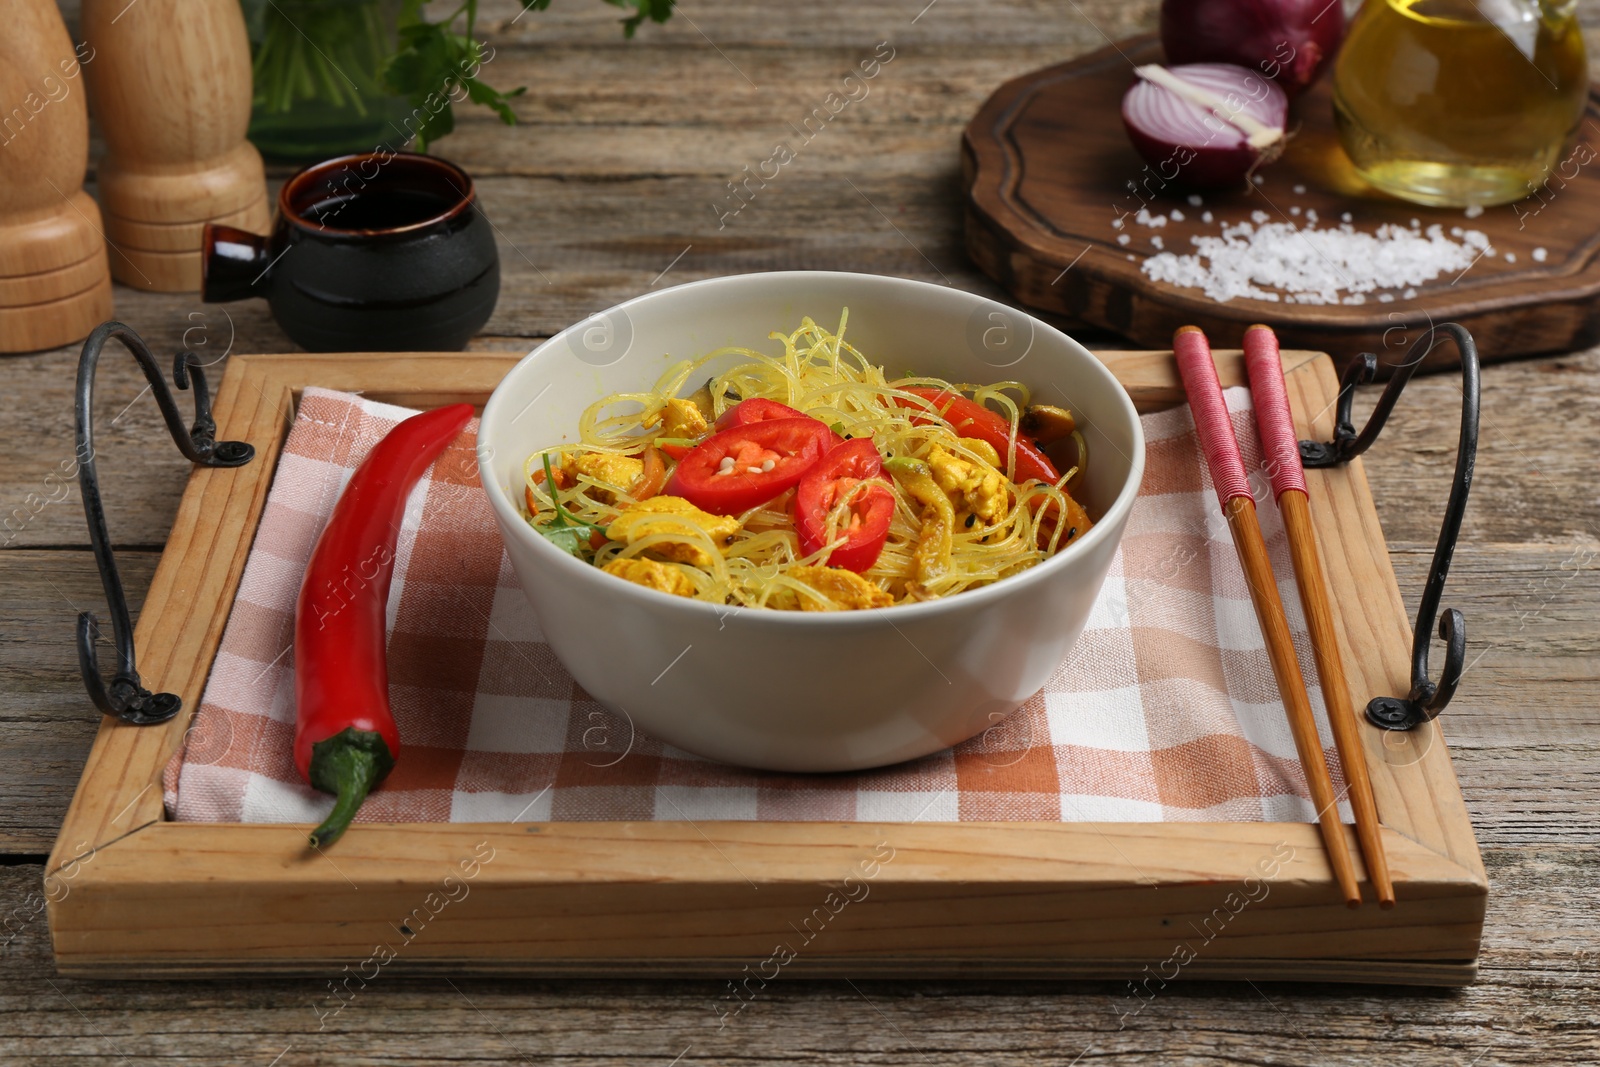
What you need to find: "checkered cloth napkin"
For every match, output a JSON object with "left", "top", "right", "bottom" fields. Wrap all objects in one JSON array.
[{"left": 164, "top": 386, "right": 1352, "bottom": 826}]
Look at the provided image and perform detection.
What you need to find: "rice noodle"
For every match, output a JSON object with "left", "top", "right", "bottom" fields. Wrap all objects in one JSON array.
[{"left": 522, "top": 312, "right": 1093, "bottom": 609}]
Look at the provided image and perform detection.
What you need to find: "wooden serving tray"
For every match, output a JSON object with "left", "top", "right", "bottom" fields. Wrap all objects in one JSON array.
[
  {"left": 964, "top": 34, "right": 1600, "bottom": 368},
  {"left": 45, "top": 348, "right": 1486, "bottom": 982}
]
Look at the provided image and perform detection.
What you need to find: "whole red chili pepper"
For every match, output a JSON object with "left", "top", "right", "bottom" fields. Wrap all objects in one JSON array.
[{"left": 294, "top": 403, "right": 473, "bottom": 847}]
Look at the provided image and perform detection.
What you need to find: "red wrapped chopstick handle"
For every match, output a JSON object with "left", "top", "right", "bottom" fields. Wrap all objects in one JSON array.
[
  {"left": 1173, "top": 326, "right": 1251, "bottom": 507},
  {"left": 1242, "top": 324, "right": 1308, "bottom": 499}
]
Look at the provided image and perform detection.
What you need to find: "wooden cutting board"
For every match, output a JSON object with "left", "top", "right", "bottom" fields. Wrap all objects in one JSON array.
[{"left": 963, "top": 34, "right": 1600, "bottom": 369}]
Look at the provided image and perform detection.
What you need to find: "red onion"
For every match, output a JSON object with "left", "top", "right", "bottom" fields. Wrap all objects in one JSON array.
[
  {"left": 1161, "top": 0, "right": 1345, "bottom": 98},
  {"left": 1121, "top": 63, "right": 1289, "bottom": 190}
]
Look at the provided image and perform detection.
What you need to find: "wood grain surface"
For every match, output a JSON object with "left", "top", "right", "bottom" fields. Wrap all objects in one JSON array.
[
  {"left": 0, "top": 1, "right": 113, "bottom": 351},
  {"left": 80, "top": 0, "right": 269, "bottom": 290},
  {"left": 2, "top": 0, "right": 1597, "bottom": 1063}
]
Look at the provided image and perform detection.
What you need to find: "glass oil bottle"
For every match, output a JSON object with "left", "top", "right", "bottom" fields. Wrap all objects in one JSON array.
[{"left": 1333, "top": 0, "right": 1588, "bottom": 207}]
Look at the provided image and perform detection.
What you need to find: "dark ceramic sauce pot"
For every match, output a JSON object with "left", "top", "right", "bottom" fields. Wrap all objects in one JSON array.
[{"left": 203, "top": 152, "right": 499, "bottom": 352}]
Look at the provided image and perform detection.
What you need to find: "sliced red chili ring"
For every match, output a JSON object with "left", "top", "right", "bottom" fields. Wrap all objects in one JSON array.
[
  {"left": 716, "top": 397, "right": 846, "bottom": 447},
  {"left": 792, "top": 437, "right": 895, "bottom": 572},
  {"left": 715, "top": 397, "right": 807, "bottom": 430},
  {"left": 663, "top": 417, "right": 835, "bottom": 515},
  {"left": 896, "top": 387, "right": 1060, "bottom": 485}
]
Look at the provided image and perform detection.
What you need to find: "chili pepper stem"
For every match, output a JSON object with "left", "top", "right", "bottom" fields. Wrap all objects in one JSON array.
[{"left": 306, "top": 727, "right": 396, "bottom": 848}]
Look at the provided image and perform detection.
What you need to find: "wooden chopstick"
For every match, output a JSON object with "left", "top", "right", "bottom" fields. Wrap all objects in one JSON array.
[
  {"left": 1172, "top": 325, "right": 1363, "bottom": 909},
  {"left": 1243, "top": 324, "right": 1396, "bottom": 908}
]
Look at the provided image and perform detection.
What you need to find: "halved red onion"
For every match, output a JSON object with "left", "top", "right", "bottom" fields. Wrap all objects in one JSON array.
[{"left": 1120, "top": 62, "right": 1289, "bottom": 190}]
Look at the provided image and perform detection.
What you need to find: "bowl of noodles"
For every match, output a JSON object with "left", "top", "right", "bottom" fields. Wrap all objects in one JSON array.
[{"left": 478, "top": 272, "right": 1144, "bottom": 772}]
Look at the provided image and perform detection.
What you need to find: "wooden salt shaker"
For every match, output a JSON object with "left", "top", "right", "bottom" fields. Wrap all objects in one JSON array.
[
  {"left": 0, "top": 0, "right": 114, "bottom": 353},
  {"left": 81, "top": 0, "right": 271, "bottom": 292}
]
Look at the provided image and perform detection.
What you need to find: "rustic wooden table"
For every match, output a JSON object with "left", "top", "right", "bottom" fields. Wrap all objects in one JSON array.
[{"left": 4, "top": 1, "right": 1597, "bottom": 1063}]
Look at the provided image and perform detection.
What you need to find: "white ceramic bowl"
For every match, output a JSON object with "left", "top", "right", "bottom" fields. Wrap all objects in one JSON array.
[{"left": 478, "top": 272, "right": 1145, "bottom": 772}]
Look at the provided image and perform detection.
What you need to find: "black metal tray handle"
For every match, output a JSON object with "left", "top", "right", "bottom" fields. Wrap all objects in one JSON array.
[
  {"left": 1300, "top": 323, "right": 1480, "bottom": 731},
  {"left": 75, "top": 321, "right": 256, "bottom": 725}
]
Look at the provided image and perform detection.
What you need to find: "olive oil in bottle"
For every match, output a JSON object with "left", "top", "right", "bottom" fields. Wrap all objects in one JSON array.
[{"left": 1333, "top": 0, "right": 1588, "bottom": 207}]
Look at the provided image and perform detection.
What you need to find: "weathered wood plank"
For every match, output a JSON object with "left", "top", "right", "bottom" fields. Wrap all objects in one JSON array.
[
  {"left": 0, "top": 551, "right": 158, "bottom": 853},
  {"left": 1, "top": 847, "right": 1596, "bottom": 1064}
]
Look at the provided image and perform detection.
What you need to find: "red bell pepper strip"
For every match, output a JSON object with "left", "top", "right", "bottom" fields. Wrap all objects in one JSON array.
[
  {"left": 294, "top": 402, "right": 473, "bottom": 847},
  {"left": 896, "top": 387, "right": 1060, "bottom": 485}
]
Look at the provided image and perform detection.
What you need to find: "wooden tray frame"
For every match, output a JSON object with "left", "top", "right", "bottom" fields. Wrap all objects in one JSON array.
[{"left": 45, "top": 349, "right": 1487, "bottom": 983}]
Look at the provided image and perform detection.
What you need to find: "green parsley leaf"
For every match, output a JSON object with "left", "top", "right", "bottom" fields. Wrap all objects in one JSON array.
[
  {"left": 604, "top": 0, "right": 676, "bottom": 38},
  {"left": 540, "top": 525, "right": 591, "bottom": 557}
]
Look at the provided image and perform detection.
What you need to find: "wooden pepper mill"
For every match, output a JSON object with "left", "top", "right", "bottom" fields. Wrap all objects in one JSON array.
[
  {"left": 81, "top": 0, "right": 271, "bottom": 292},
  {"left": 0, "top": 1, "right": 114, "bottom": 353}
]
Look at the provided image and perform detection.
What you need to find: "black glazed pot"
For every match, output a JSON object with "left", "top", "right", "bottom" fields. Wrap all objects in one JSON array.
[{"left": 202, "top": 152, "right": 499, "bottom": 352}]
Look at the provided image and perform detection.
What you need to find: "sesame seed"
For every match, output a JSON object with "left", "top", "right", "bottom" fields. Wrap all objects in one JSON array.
[
  {"left": 1533, "top": 247, "right": 1548, "bottom": 262},
  {"left": 1187, "top": 194, "right": 1203, "bottom": 206}
]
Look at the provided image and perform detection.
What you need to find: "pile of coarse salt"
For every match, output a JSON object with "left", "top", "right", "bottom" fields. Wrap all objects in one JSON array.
[{"left": 1141, "top": 217, "right": 1489, "bottom": 305}]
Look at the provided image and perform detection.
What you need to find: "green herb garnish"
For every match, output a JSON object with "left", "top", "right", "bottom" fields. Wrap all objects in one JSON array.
[{"left": 532, "top": 453, "right": 609, "bottom": 558}]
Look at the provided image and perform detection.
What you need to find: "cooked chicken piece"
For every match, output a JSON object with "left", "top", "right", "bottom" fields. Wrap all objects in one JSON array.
[
  {"left": 769, "top": 565, "right": 894, "bottom": 611},
  {"left": 570, "top": 451, "right": 644, "bottom": 503},
  {"left": 959, "top": 436, "right": 1002, "bottom": 468},
  {"left": 656, "top": 397, "right": 709, "bottom": 440},
  {"left": 886, "top": 458, "right": 955, "bottom": 599},
  {"left": 601, "top": 557, "right": 697, "bottom": 598},
  {"left": 670, "top": 400, "right": 709, "bottom": 438},
  {"left": 685, "top": 379, "right": 718, "bottom": 421},
  {"left": 605, "top": 495, "right": 741, "bottom": 567},
  {"left": 927, "top": 443, "right": 1007, "bottom": 524}
]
